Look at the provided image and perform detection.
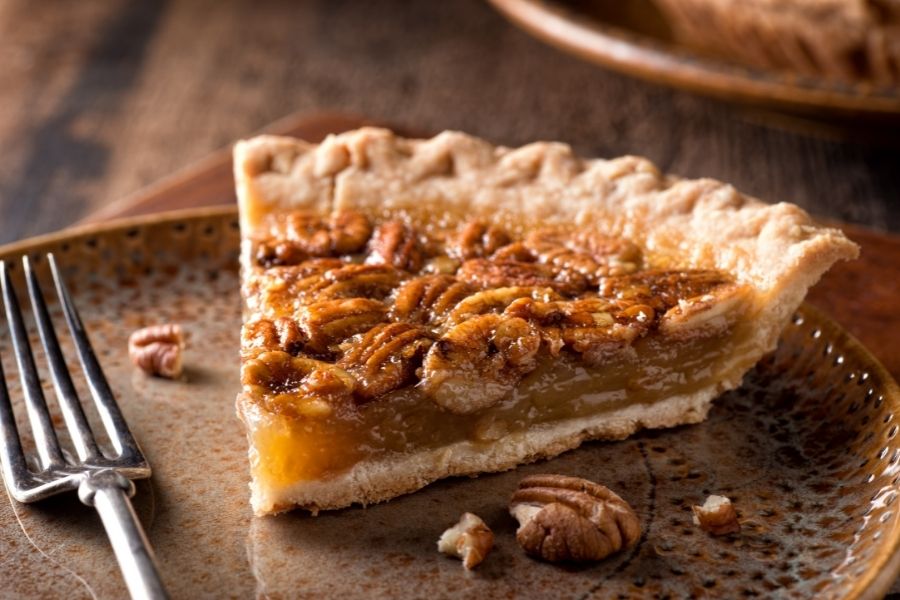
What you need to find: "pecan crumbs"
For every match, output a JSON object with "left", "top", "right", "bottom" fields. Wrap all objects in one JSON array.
[
  {"left": 692, "top": 495, "right": 740, "bottom": 535},
  {"left": 437, "top": 512, "right": 495, "bottom": 570}
]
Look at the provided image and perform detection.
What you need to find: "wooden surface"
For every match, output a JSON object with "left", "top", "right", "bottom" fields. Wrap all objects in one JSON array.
[{"left": 0, "top": 0, "right": 899, "bottom": 246}]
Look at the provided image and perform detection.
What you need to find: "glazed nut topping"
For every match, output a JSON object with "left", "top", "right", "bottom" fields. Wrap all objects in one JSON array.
[
  {"left": 437, "top": 512, "right": 495, "bottom": 570},
  {"left": 128, "top": 324, "right": 185, "bottom": 379},
  {"left": 244, "top": 208, "right": 748, "bottom": 416},
  {"left": 509, "top": 474, "right": 641, "bottom": 563},
  {"left": 692, "top": 495, "right": 741, "bottom": 536}
]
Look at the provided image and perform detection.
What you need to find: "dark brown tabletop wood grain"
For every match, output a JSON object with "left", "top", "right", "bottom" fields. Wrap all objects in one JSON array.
[
  {"left": 1, "top": 0, "right": 900, "bottom": 596},
  {"left": 1, "top": 0, "right": 899, "bottom": 245}
]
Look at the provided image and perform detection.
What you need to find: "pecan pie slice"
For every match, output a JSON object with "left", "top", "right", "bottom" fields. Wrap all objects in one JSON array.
[{"left": 234, "top": 128, "right": 858, "bottom": 515}]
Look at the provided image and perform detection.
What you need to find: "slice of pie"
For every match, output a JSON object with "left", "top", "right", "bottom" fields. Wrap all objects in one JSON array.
[{"left": 234, "top": 127, "right": 857, "bottom": 515}]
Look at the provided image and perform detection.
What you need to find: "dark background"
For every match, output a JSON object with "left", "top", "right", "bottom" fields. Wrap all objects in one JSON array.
[{"left": 0, "top": 0, "right": 898, "bottom": 245}]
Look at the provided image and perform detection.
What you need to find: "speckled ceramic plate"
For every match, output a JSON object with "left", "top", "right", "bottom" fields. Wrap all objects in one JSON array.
[
  {"left": 0, "top": 207, "right": 899, "bottom": 599},
  {"left": 488, "top": 0, "right": 900, "bottom": 122}
]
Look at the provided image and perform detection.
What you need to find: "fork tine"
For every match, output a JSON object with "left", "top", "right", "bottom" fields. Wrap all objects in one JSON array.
[
  {"left": 24, "top": 257, "right": 101, "bottom": 462},
  {"left": 0, "top": 350, "right": 35, "bottom": 499},
  {"left": 48, "top": 255, "right": 143, "bottom": 463},
  {"left": 0, "top": 260, "right": 65, "bottom": 470}
]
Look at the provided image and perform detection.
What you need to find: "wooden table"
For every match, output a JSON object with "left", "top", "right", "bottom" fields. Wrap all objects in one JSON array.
[
  {"left": 1, "top": 0, "right": 900, "bottom": 596},
  {"left": 1, "top": 0, "right": 899, "bottom": 244}
]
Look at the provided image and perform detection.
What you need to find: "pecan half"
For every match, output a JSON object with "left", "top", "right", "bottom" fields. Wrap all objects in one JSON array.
[
  {"left": 598, "top": 269, "right": 732, "bottom": 312},
  {"left": 255, "top": 210, "right": 372, "bottom": 266},
  {"left": 241, "top": 350, "right": 355, "bottom": 417},
  {"left": 299, "top": 298, "right": 388, "bottom": 354},
  {"left": 314, "top": 263, "right": 406, "bottom": 301},
  {"left": 337, "top": 323, "right": 432, "bottom": 401},
  {"left": 446, "top": 221, "right": 511, "bottom": 261},
  {"left": 437, "top": 512, "right": 495, "bottom": 570},
  {"left": 491, "top": 228, "right": 642, "bottom": 283},
  {"left": 128, "top": 324, "right": 185, "bottom": 379},
  {"left": 504, "top": 297, "right": 647, "bottom": 362},
  {"left": 446, "top": 286, "right": 560, "bottom": 326},
  {"left": 420, "top": 314, "right": 541, "bottom": 414},
  {"left": 692, "top": 495, "right": 740, "bottom": 536},
  {"left": 366, "top": 221, "right": 425, "bottom": 272},
  {"left": 389, "top": 275, "right": 476, "bottom": 325},
  {"left": 458, "top": 259, "right": 588, "bottom": 295},
  {"left": 509, "top": 474, "right": 641, "bottom": 563},
  {"left": 241, "top": 317, "right": 307, "bottom": 357}
]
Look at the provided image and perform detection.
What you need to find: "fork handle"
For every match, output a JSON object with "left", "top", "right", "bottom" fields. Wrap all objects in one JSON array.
[{"left": 78, "top": 470, "right": 169, "bottom": 600}]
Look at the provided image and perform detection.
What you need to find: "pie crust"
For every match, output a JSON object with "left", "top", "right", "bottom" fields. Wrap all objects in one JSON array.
[
  {"left": 653, "top": 0, "right": 900, "bottom": 84},
  {"left": 234, "top": 127, "right": 858, "bottom": 515}
]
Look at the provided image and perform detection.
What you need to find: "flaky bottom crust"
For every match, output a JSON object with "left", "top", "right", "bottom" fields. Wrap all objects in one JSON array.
[{"left": 238, "top": 369, "right": 742, "bottom": 515}]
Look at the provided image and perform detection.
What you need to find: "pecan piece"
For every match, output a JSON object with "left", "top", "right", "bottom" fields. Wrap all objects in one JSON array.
[
  {"left": 437, "top": 512, "right": 495, "bottom": 570},
  {"left": 255, "top": 210, "right": 372, "bottom": 266},
  {"left": 420, "top": 314, "right": 540, "bottom": 414},
  {"left": 128, "top": 324, "right": 185, "bottom": 379},
  {"left": 241, "top": 317, "right": 306, "bottom": 357},
  {"left": 245, "top": 258, "right": 345, "bottom": 316},
  {"left": 458, "top": 259, "right": 588, "bottom": 295},
  {"left": 599, "top": 269, "right": 748, "bottom": 340},
  {"left": 504, "top": 297, "right": 645, "bottom": 362},
  {"left": 299, "top": 298, "right": 388, "bottom": 354},
  {"left": 337, "top": 323, "right": 432, "bottom": 401},
  {"left": 314, "top": 263, "right": 406, "bottom": 301},
  {"left": 491, "top": 229, "right": 642, "bottom": 283},
  {"left": 366, "top": 221, "right": 425, "bottom": 272},
  {"left": 446, "top": 286, "right": 560, "bottom": 326},
  {"left": 446, "top": 221, "right": 511, "bottom": 261},
  {"left": 598, "top": 269, "right": 732, "bottom": 312},
  {"left": 509, "top": 475, "right": 641, "bottom": 563},
  {"left": 241, "top": 350, "right": 355, "bottom": 417},
  {"left": 389, "top": 275, "right": 476, "bottom": 325},
  {"left": 692, "top": 495, "right": 740, "bottom": 536}
]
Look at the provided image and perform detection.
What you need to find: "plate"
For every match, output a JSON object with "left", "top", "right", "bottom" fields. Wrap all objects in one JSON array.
[
  {"left": 487, "top": 0, "right": 900, "bottom": 121},
  {"left": 0, "top": 207, "right": 899, "bottom": 598}
]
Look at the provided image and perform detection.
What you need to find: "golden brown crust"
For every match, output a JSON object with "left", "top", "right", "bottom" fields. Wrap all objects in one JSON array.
[{"left": 234, "top": 127, "right": 858, "bottom": 514}]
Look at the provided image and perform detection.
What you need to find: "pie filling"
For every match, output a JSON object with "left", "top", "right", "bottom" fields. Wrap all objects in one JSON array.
[{"left": 239, "top": 209, "right": 759, "bottom": 491}]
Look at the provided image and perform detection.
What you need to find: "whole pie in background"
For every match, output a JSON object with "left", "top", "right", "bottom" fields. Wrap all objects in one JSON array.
[
  {"left": 233, "top": 127, "right": 857, "bottom": 516},
  {"left": 652, "top": 0, "right": 900, "bottom": 84}
]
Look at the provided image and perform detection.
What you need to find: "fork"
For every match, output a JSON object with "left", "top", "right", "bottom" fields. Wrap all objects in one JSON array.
[{"left": 0, "top": 254, "right": 168, "bottom": 600}]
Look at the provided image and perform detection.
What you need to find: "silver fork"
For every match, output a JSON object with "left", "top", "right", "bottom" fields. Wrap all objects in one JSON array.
[{"left": 0, "top": 254, "right": 168, "bottom": 600}]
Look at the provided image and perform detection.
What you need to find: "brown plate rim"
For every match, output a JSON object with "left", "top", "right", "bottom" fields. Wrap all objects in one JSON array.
[
  {"left": 1, "top": 206, "right": 899, "bottom": 598},
  {"left": 487, "top": 0, "right": 900, "bottom": 116}
]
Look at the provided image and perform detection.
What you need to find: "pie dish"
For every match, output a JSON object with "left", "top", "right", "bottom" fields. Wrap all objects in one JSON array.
[
  {"left": 652, "top": 0, "right": 900, "bottom": 84},
  {"left": 233, "top": 127, "right": 858, "bottom": 515}
]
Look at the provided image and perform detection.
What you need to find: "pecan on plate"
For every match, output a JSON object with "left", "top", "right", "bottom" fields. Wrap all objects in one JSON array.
[
  {"left": 509, "top": 474, "right": 641, "bottom": 563},
  {"left": 128, "top": 324, "right": 185, "bottom": 379},
  {"left": 437, "top": 512, "right": 494, "bottom": 570},
  {"left": 692, "top": 495, "right": 741, "bottom": 536}
]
